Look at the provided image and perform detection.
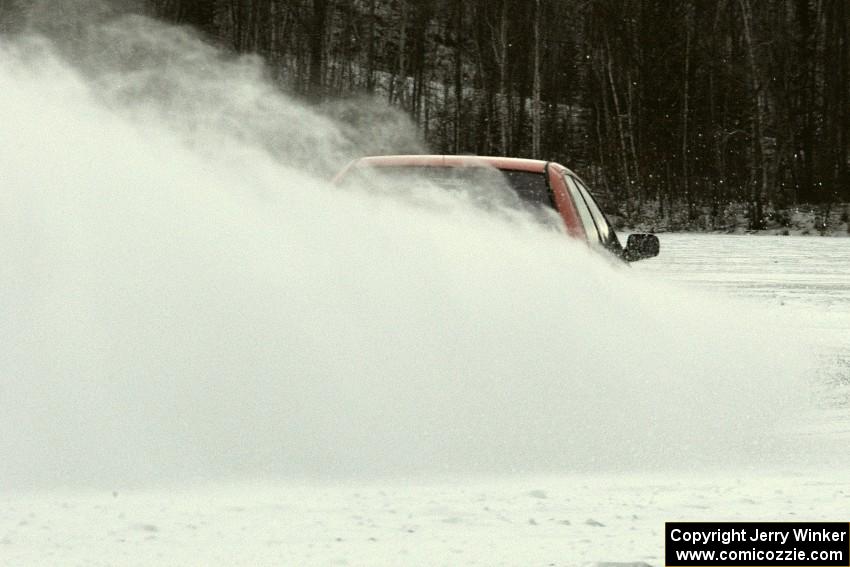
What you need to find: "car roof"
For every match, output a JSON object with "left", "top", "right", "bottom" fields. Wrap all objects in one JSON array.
[{"left": 349, "top": 155, "right": 549, "bottom": 174}]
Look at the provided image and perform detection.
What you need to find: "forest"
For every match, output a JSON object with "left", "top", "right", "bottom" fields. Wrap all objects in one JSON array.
[{"left": 3, "top": 0, "right": 849, "bottom": 228}]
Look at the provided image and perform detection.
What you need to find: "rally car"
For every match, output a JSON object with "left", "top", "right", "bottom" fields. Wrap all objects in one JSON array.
[{"left": 333, "top": 155, "right": 659, "bottom": 262}]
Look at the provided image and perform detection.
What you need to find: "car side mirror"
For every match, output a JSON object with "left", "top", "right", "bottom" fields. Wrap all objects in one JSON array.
[{"left": 624, "top": 233, "right": 660, "bottom": 262}]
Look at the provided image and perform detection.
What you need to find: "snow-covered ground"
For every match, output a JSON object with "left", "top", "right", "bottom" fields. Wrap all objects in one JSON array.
[
  {"left": 636, "top": 234, "right": 850, "bottom": 404},
  {"left": 3, "top": 234, "right": 849, "bottom": 567},
  {"left": 4, "top": 471, "right": 850, "bottom": 567}
]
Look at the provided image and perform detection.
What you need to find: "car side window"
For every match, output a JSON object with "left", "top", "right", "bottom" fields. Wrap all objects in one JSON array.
[
  {"left": 570, "top": 175, "right": 624, "bottom": 253},
  {"left": 570, "top": 176, "right": 610, "bottom": 241},
  {"left": 563, "top": 174, "right": 600, "bottom": 244}
]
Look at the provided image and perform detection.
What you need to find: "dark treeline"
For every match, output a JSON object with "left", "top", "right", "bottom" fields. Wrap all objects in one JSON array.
[{"left": 4, "top": 0, "right": 849, "bottom": 225}]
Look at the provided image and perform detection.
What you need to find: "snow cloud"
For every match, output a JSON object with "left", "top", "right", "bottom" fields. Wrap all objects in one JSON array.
[{"left": 0, "top": 9, "right": 814, "bottom": 489}]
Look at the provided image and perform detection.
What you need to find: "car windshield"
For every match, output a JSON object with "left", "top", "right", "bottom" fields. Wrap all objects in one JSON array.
[
  {"left": 379, "top": 166, "right": 553, "bottom": 206},
  {"left": 338, "top": 164, "right": 563, "bottom": 228},
  {"left": 346, "top": 165, "right": 555, "bottom": 209}
]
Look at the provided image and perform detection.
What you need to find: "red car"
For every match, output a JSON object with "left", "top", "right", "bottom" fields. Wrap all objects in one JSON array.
[{"left": 333, "top": 155, "right": 659, "bottom": 262}]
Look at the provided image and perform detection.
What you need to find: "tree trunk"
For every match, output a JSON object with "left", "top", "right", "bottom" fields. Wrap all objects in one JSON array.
[
  {"left": 682, "top": 1, "right": 693, "bottom": 219},
  {"left": 497, "top": 0, "right": 510, "bottom": 155},
  {"left": 604, "top": 32, "right": 632, "bottom": 210},
  {"left": 738, "top": 0, "right": 768, "bottom": 228},
  {"left": 389, "top": 0, "right": 408, "bottom": 107},
  {"left": 840, "top": 0, "right": 850, "bottom": 201},
  {"left": 795, "top": 0, "right": 815, "bottom": 202},
  {"left": 454, "top": 0, "right": 464, "bottom": 154},
  {"left": 309, "top": 0, "right": 327, "bottom": 99},
  {"left": 532, "top": 0, "right": 542, "bottom": 159},
  {"left": 366, "top": 0, "right": 376, "bottom": 93}
]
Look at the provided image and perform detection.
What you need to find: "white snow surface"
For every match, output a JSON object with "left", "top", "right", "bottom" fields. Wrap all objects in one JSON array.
[
  {"left": 3, "top": 470, "right": 850, "bottom": 567},
  {"left": 3, "top": 235, "right": 850, "bottom": 567}
]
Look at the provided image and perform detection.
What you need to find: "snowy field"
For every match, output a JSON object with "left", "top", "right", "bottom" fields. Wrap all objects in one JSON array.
[
  {"left": 3, "top": 234, "right": 849, "bottom": 567},
  {"left": 636, "top": 234, "right": 850, "bottom": 408}
]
